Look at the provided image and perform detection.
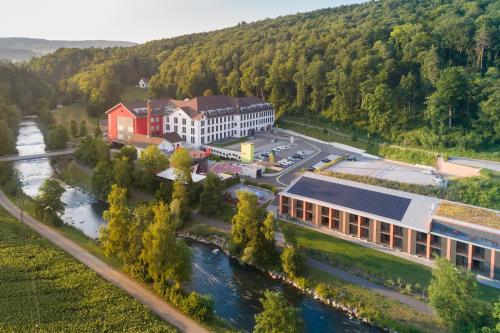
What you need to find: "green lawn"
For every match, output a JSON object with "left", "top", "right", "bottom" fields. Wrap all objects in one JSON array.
[
  {"left": 120, "top": 86, "right": 150, "bottom": 103},
  {"left": 281, "top": 221, "right": 500, "bottom": 303},
  {"left": 306, "top": 268, "right": 443, "bottom": 333},
  {"left": 0, "top": 207, "right": 176, "bottom": 333},
  {"left": 52, "top": 105, "right": 100, "bottom": 139}
]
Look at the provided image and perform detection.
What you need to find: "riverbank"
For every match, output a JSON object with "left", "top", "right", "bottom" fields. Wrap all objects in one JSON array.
[{"left": 179, "top": 226, "right": 444, "bottom": 333}]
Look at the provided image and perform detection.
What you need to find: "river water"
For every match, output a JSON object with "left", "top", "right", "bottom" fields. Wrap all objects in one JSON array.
[
  {"left": 14, "top": 120, "right": 106, "bottom": 238},
  {"left": 14, "top": 120, "right": 381, "bottom": 333}
]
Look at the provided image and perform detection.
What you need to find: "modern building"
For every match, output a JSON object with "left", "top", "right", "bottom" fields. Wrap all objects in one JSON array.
[
  {"left": 106, "top": 95, "right": 275, "bottom": 146},
  {"left": 278, "top": 172, "right": 500, "bottom": 280}
]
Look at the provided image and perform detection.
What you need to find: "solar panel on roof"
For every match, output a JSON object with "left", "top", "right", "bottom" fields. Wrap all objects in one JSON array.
[{"left": 288, "top": 177, "right": 411, "bottom": 221}]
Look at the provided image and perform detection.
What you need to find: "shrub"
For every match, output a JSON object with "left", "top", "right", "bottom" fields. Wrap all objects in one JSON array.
[{"left": 180, "top": 292, "right": 215, "bottom": 321}]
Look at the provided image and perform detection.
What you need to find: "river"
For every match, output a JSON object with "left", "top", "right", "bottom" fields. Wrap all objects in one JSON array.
[{"left": 14, "top": 120, "right": 381, "bottom": 333}]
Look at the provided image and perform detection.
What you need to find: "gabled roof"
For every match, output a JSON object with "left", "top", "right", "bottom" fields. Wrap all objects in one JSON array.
[
  {"left": 127, "top": 134, "right": 166, "bottom": 148},
  {"left": 108, "top": 95, "right": 273, "bottom": 120},
  {"left": 161, "top": 132, "right": 183, "bottom": 143}
]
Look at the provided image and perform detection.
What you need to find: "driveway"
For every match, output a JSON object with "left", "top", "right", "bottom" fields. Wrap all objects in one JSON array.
[{"left": 0, "top": 190, "right": 209, "bottom": 333}]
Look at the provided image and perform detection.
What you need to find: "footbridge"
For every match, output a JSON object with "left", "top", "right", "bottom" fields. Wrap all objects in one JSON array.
[{"left": 0, "top": 148, "right": 76, "bottom": 162}]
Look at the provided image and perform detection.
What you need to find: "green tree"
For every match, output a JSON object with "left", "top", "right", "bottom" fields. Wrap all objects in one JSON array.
[
  {"left": 170, "top": 147, "right": 192, "bottom": 184},
  {"left": 426, "top": 67, "right": 469, "bottom": 129},
  {"left": 100, "top": 185, "right": 131, "bottom": 259},
  {"left": 125, "top": 203, "right": 154, "bottom": 270},
  {"left": 198, "top": 172, "right": 222, "bottom": 217},
  {"left": 92, "top": 160, "right": 114, "bottom": 199},
  {"left": 254, "top": 290, "right": 303, "bottom": 333},
  {"left": 113, "top": 156, "right": 132, "bottom": 190},
  {"left": 429, "top": 257, "right": 479, "bottom": 332},
  {"left": 231, "top": 192, "right": 277, "bottom": 267},
  {"left": 281, "top": 246, "right": 305, "bottom": 278},
  {"left": 140, "top": 201, "right": 192, "bottom": 287},
  {"left": 70, "top": 120, "right": 78, "bottom": 137},
  {"left": 79, "top": 120, "right": 87, "bottom": 137},
  {"left": 0, "top": 120, "right": 15, "bottom": 156},
  {"left": 155, "top": 181, "right": 172, "bottom": 203},
  {"left": 35, "top": 178, "right": 65, "bottom": 224},
  {"left": 46, "top": 125, "right": 69, "bottom": 150},
  {"left": 171, "top": 179, "right": 190, "bottom": 226},
  {"left": 117, "top": 145, "right": 138, "bottom": 162},
  {"left": 134, "top": 145, "right": 169, "bottom": 190}
]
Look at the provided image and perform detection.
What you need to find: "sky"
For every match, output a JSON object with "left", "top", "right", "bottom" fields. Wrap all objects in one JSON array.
[{"left": 1, "top": 0, "right": 363, "bottom": 43}]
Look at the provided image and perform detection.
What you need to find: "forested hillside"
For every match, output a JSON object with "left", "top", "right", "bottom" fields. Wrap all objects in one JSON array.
[
  {"left": 0, "top": 62, "right": 56, "bottom": 155},
  {"left": 18, "top": 0, "right": 500, "bottom": 153}
]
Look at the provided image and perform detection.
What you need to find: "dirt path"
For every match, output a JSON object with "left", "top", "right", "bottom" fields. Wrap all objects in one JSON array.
[{"left": 0, "top": 190, "right": 209, "bottom": 333}]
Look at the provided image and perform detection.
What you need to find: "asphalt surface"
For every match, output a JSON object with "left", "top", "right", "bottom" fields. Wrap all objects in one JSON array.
[
  {"left": 271, "top": 130, "right": 358, "bottom": 186},
  {"left": 0, "top": 190, "right": 209, "bottom": 333}
]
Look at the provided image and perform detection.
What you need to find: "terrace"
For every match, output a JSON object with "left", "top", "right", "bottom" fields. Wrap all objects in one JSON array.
[{"left": 435, "top": 201, "right": 500, "bottom": 230}]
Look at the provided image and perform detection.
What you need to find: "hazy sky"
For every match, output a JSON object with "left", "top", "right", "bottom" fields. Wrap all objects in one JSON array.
[{"left": 1, "top": 0, "right": 363, "bottom": 43}]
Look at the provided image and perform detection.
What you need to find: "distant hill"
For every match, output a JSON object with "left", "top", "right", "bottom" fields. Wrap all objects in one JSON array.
[{"left": 0, "top": 37, "right": 136, "bottom": 61}]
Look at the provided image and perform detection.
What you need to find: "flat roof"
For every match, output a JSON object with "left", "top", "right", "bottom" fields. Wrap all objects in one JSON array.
[
  {"left": 434, "top": 201, "right": 500, "bottom": 230},
  {"left": 281, "top": 172, "right": 439, "bottom": 232}
]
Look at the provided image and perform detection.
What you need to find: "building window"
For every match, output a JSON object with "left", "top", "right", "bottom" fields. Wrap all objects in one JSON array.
[
  {"left": 394, "top": 226, "right": 404, "bottom": 236},
  {"left": 182, "top": 135, "right": 186, "bottom": 141},
  {"left": 416, "top": 243, "right": 426, "bottom": 256},
  {"left": 201, "top": 128, "right": 205, "bottom": 135},
  {"left": 394, "top": 237, "right": 403, "bottom": 250},
  {"left": 349, "top": 224, "right": 358, "bottom": 236},
  {"left": 174, "top": 118, "right": 178, "bottom": 124},
  {"left": 380, "top": 222, "right": 390, "bottom": 233},
  {"left": 381, "top": 233, "right": 391, "bottom": 245},
  {"left": 174, "top": 125, "right": 178, "bottom": 132},
  {"left": 191, "top": 120, "right": 194, "bottom": 126},
  {"left": 201, "top": 120, "right": 205, "bottom": 126},
  {"left": 190, "top": 137, "right": 195, "bottom": 144},
  {"left": 456, "top": 241, "right": 468, "bottom": 255},
  {"left": 201, "top": 137, "right": 205, "bottom": 144},
  {"left": 182, "top": 127, "right": 186, "bottom": 134},
  {"left": 191, "top": 128, "right": 195, "bottom": 135}
]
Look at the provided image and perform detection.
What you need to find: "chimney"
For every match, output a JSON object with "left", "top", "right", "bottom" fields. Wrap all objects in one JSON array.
[{"left": 147, "top": 99, "right": 152, "bottom": 137}]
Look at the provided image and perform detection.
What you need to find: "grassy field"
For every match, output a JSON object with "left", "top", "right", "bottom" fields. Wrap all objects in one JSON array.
[
  {"left": 277, "top": 118, "right": 372, "bottom": 150},
  {"left": 52, "top": 105, "right": 100, "bottom": 138},
  {"left": 0, "top": 207, "right": 176, "bottom": 333},
  {"left": 281, "top": 222, "right": 500, "bottom": 303},
  {"left": 120, "top": 86, "right": 150, "bottom": 103},
  {"left": 306, "top": 268, "right": 443, "bottom": 333}
]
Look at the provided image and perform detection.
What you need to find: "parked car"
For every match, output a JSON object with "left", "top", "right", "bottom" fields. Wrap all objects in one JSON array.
[
  {"left": 297, "top": 150, "right": 307, "bottom": 156},
  {"left": 292, "top": 154, "right": 303, "bottom": 159},
  {"left": 306, "top": 166, "right": 316, "bottom": 172},
  {"left": 271, "top": 138, "right": 277, "bottom": 143},
  {"left": 346, "top": 155, "right": 357, "bottom": 161},
  {"left": 322, "top": 158, "right": 331, "bottom": 163}
]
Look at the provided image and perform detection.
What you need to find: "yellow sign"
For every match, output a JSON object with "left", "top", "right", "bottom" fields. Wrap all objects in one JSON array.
[{"left": 241, "top": 142, "right": 254, "bottom": 163}]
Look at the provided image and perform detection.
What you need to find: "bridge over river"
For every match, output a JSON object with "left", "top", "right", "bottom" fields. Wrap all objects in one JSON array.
[{"left": 0, "top": 148, "right": 76, "bottom": 162}]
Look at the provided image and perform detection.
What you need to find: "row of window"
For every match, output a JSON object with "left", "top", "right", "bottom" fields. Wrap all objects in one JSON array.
[{"left": 241, "top": 110, "right": 273, "bottom": 120}]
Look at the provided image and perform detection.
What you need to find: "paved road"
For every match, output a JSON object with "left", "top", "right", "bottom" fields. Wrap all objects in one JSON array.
[
  {"left": 273, "top": 130, "right": 359, "bottom": 186},
  {"left": 0, "top": 190, "right": 209, "bottom": 333},
  {"left": 306, "top": 257, "right": 432, "bottom": 314},
  {"left": 448, "top": 157, "right": 500, "bottom": 172},
  {"left": 0, "top": 148, "right": 76, "bottom": 162}
]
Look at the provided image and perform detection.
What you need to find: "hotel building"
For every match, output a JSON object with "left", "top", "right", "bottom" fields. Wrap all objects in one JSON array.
[
  {"left": 106, "top": 95, "right": 275, "bottom": 146},
  {"left": 278, "top": 172, "right": 500, "bottom": 280}
]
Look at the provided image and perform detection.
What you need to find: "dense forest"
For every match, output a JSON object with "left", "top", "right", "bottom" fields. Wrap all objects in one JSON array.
[{"left": 2, "top": 0, "right": 500, "bottom": 155}]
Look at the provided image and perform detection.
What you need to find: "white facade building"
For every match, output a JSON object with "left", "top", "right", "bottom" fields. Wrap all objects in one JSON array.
[{"left": 162, "top": 95, "right": 275, "bottom": 147}]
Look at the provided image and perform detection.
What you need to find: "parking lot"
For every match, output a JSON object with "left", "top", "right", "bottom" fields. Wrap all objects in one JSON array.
[
  {"left": 220, "top": 132, "right": 317, "bottom": 169},
  {"left": 325, "top": 156, "right": 438, "bottom": 185}
]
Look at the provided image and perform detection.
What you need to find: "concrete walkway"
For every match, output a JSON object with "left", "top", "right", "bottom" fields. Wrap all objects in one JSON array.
[
  {"left": 306, "top": 257, "right": 432, "bottom": 314},
  {"left": 0, "top": 190, "right": 209, "bottom": 333}
]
